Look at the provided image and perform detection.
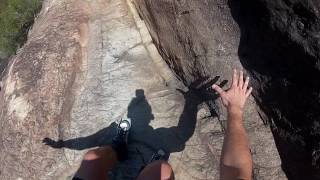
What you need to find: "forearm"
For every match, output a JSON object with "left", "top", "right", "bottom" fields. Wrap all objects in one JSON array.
[{"left": 220, "top": 107, "right": 252, "bottom": 179}]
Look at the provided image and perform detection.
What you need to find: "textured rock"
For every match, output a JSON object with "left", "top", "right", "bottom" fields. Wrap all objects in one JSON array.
[
  {"left": 0, "top": 0, "right": 91, "bottom": 179},
  {"left": 0, "top": 0, "right": 296, "bottom": 180},
  {"left": 133, "top": 0, "right": 320, "bottom": 180}
]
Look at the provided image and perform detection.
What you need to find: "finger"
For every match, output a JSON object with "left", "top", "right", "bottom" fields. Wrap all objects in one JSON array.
[
  {"left": 243, "top": 76, "right": 249, "bottom": 91},
  {"left": 212, "top": 84, "right": 226, "bottom": 97},
  {"left": 232, "top": 69, "right": 238, "bottom": 87},
  {"left": 245, "top": 87, "right": 253, "bottom": 98},
  {"left": 238, "top": 70, "right": 244, "bottom": 88}
]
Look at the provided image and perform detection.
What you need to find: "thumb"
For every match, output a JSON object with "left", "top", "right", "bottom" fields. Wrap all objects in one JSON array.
[{"left": 212, "top": 84, "right": 226, "bottom": 97}]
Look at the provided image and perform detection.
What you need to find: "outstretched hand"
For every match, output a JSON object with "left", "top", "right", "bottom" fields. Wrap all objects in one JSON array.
[
  {"left": 212, "top": 69, "right": 252, "bottom": 113},
  {"left": 217, "top": 69, "right": 253, "bottom": 180}
]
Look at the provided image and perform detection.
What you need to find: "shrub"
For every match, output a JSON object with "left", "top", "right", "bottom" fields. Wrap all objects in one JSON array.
[{"left": 0, "top": 0, "right": 42, "bottom": 58}]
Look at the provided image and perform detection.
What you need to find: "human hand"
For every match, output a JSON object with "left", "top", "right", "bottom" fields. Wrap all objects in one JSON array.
[{"left": 212, "top": 69, "right": 252, "bottom": 114}]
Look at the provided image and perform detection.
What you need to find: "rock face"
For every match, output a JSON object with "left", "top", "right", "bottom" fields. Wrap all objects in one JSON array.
[
  {"left": 229, "top": 1, "right": 320, "bottom": 179},
  {"left": 0, "top": 0, "right": 91, "bottom": 178},
  {"left": 0, "top": 0, "right": 294, "bottom": 180},
  {"left": 133, "top": 0, "right": 320, "bottom": 179}
]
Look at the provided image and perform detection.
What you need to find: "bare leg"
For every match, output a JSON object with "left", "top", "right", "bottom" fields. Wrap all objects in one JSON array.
[
  {"left": 73, "top": 145, "right": 118, "bottom": 180},
  {"left": 137, "top": 160, "right": 174, "bottom": 180}
]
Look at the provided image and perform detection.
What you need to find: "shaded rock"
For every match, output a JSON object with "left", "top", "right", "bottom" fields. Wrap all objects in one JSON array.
[{"left": 227, "top": 1, "right": 320, "bottom": 179}]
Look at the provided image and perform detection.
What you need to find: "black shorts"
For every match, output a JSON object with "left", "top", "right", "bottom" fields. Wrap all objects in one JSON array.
[{"left": 72, "top": 177, "right": 83, "bottom": 180}]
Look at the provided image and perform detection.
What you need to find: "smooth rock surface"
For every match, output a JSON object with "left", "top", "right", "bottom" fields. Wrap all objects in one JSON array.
[{"left": 0, "top": 0, "right": 285, "bottom": 180}]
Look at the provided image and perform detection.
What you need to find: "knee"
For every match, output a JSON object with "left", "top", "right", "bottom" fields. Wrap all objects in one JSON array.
[
  {"left": 156, "top": 160, "right": 174, "bottom": 179},
  {"left": 83, "top": 149, "right": 100, "bottom": 161},
  {"left": 161, "top": 161, "right": 173, "bottom": 179}
]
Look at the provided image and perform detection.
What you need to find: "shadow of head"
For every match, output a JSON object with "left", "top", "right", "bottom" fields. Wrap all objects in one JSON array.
[
  {"left": 127, "top": 89, "right": 154, "bottom": 128},
  {"left": 135, "top": 89, "right": 145, "bottom": 98}
]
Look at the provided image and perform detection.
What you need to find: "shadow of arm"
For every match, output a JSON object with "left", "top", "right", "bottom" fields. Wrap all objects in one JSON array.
[
  {"left": 165, "top": 77, "right": 226, "bottom": 153},
  {"left": 42, "top": 123, "right": 117, "bottom": 150}
]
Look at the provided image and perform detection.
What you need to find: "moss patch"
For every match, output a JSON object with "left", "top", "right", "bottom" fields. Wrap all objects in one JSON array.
[{"left": 0, "top": 0, "right": 42, "bottom": 58}]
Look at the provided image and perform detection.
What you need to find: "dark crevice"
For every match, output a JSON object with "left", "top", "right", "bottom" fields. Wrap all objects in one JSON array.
[{"left": 228, "top": 0, "right": 320, "bottom": 179}]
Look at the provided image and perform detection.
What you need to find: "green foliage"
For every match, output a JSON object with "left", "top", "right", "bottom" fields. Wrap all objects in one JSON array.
[{"left": 0, "top": 0, "right": 42, "bottom": 57}]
